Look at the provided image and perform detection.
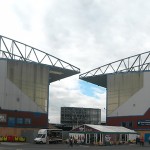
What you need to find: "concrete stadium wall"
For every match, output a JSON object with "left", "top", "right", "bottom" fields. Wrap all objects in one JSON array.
[
  {"left": 107, "top": 71, "right": 150, "bottom": 117},
  {"left": 0, "top": 60, "right": 49, "bottom": 113}
]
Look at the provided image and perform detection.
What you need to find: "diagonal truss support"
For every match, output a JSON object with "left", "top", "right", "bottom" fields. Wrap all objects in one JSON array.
[
  {"left": 80, "top": 50, "right": 150, "bottom": 79},
  {"left": 0, "top": 35, "right": 80, "bottom": 73}
]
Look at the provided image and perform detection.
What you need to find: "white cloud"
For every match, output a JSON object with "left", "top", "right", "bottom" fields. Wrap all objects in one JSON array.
[
  {"left": 49, "top": 76, "right": 106, "bottom": 123},
  {"left": 1, "top": 0, "right": 150, "bottom": 123}
]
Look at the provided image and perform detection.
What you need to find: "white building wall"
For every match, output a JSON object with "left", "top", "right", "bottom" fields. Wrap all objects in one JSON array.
[
  {"left": 0, "top": 60, "right": 7, "bottom": 108},
  {"left": 0, "top": 60, "right": 48, "bottom": 113},
  {"left": 108, "top": 72, "right": 150, "bottom": 117},
  {"left": 4, "top": 79, "right": 44, "bottom": 112}
]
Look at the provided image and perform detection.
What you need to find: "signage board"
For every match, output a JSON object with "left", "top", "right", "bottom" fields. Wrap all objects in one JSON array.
[
  {"left": 105, "top": 135, "right": 111, "bottom": 142},
  {"left": 137, "top": 120, "right": 150, "bottom": 126},
  {"left": 0, "top": 114, "right": 7, "bottom": 122}
]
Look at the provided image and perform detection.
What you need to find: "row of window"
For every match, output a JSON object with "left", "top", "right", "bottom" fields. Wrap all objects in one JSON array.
[
  {"left": 121, "top": 121, "right": 133, "bottom": 128},
  {"left": 8, "top": 117, "right": 31, "bottom": 127}
]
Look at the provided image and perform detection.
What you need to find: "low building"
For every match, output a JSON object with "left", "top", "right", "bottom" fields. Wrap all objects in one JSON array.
[{"left": 69, "top": 124, "right": 137, "bottom": 145}]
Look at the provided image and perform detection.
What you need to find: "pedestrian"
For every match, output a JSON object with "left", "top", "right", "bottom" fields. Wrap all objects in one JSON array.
[
  {"left": 136, "top": 136, "right": 139, "bottom": 144},
  {"left": 140, "top": 136, "right": 144, "bottom": 146},
  {"left": 148, "top": 136, "right": 150, "bottom": 144},
  {"left": 69, "top": 138, "right": 73, "bottom": 147}
]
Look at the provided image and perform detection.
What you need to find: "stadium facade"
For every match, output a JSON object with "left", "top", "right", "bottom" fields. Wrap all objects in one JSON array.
[
  {"left": 61, "top": 107, "right": 101, "bottom": 129},
  {"left": 0, "top": 35, "right": 80, "bottom": 138},
  {"left": 80, "top": 51, "right": 150, "bottom": 140}
]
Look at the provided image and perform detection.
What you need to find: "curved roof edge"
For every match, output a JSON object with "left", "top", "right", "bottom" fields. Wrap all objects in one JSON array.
[
  {"left": 0, "top": 35, "right": 80, "bottom": 73},
  {"left": 0, "top": 35, "right": 80, "bottom": 83},
  {"left": 80, "top": 50, "right": 150, "bottom": 87}
]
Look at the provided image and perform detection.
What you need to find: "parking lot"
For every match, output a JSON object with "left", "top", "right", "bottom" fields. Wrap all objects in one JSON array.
[{"left": 0, "top": 143, "right": 150, "bottom": 150}]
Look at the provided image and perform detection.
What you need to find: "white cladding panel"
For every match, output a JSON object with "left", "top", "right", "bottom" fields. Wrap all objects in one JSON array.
[
  {"left": 0, "top": 60, "right": 7, "bottom": 108},
  {"left": 4, "top": 79, "right": 44, "bottom": 112},
  {"left": 107, "top": 72, "right": 150, "bottom": 117},
  {"left": 0, "top": 60, "right": 49, "bottom": 113}
]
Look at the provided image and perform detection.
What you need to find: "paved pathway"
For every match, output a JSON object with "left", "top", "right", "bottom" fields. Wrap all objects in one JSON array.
[{"left": 0, "top": 142, "right": 150, "bottom": 150}]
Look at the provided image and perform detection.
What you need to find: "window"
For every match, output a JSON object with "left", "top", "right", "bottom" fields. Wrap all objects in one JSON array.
[
  {"left": 42, "top": 134, "right": 46, "bottom": 138},
  {"left": 128, "top": 121, "right": 133, "bottom": 128},
  {"left": 121, "top": 122, "right": 126, "bottom": 127},
  {"left": 24, "top": 118, "right": 31, "bottom": 124},
  {"left": 8, "top": 117, "right": 15, "bottom": 127},
  {"left": 17, "top": 118, "right": 23, "bottom": 124}
]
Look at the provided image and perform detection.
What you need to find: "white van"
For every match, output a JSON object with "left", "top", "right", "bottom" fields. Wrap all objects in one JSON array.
[{"left": 34, "top": 129, "right": 62, "bottom": 144}]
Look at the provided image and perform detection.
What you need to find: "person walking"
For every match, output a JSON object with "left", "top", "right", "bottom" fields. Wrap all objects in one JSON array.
[
  {"left": 140, "top": 136, "right": 144, "bottom": 146},
  {"left": 69, "top": 137, "right": 73, "bottom": 147},
  {"left": 136, "top": 136, "right": 139, "bottom": 144},
  {"left": 148, "top": 136, "right": 150, "bottom": 144}
]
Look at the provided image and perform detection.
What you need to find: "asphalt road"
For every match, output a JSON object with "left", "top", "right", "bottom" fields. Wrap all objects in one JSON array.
[{"left": 0, "top": 143, "right": 150, "bottom": 150}]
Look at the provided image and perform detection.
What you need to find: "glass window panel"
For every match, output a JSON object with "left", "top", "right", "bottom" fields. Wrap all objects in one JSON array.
[
  {"left": 17, "top": 118, "right": 23, "bottom": 124},
  {"left": 24, "top": 118, "right": 31, "bottom": 124},
  {"left": 8, "top": 117, "right": 15, "bottom": 127}
]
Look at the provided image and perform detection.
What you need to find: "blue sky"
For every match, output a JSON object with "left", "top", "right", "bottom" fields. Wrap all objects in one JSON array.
[{"left": 79, "top": 80, "right": 106, "bottom": 98}]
